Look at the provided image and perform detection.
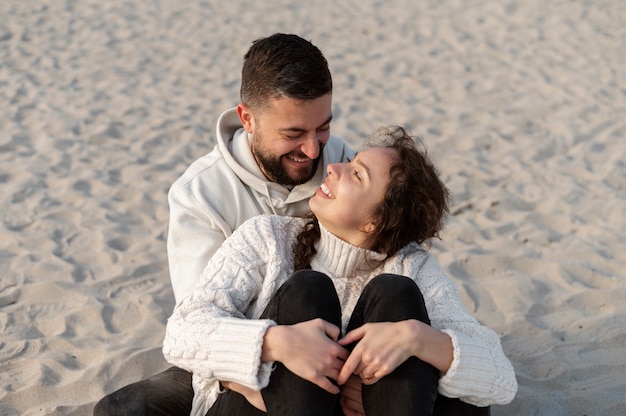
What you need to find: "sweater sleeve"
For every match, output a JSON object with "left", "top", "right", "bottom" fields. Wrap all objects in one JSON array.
[
  {"left": 162, "top": 216, "right": 280, "bottom": 390},
  {"left": 415, "top": 255, "right": 518, "bottom": 406}
]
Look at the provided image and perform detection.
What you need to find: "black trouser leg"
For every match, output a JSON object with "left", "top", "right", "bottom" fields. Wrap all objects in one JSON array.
[
  {"left": 93, "top": 366, "right": 193, "bottom": 416},
  {"left": 346, "top": 274, "right": 491, "bottom": 416},
  {"left": 208, "top": 270, "right": 343, "bottom": 416},
  {"left": 346, "top": 274, "right": 439, "bottom": 416},
  {"left": 433, "top": 395, "right": 491, "bottom": 416}
]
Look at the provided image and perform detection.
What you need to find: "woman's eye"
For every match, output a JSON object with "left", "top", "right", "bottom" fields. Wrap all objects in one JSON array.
[{"left": 353, "top": 170, "right": 361, "bottom": 179}]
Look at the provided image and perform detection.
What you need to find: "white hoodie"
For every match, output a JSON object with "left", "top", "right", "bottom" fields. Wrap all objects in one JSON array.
[{"left": 167, "top": 108, "right": 355, "bottom": 302}]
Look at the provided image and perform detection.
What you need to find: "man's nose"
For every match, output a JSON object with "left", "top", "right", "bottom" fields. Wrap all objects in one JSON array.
[{"left": 300, "top": 133, "right": 321, "bottom": 159}]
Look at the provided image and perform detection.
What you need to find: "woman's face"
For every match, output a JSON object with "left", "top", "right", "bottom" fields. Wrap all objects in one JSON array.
[{"left": 309, "top": 146, "right": 397, "bottom": 249}]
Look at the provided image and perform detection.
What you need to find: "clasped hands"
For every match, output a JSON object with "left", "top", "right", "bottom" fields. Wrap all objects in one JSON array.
[{"left": 227, "top": 318, "right": 417, "bottom": 415}]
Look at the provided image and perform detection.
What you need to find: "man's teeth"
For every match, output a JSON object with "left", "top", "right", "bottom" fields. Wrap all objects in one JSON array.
[
  {"left": 288, "top": 155, "right": 308, "bottom": 163},
  {"left": 320, "top": 183, "right": 335, "bottom": 198}
]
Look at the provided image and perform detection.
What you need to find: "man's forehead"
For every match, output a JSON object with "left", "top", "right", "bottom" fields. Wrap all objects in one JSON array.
[{"left": 261, "top": 95, "right": 333, "bottom": 127}]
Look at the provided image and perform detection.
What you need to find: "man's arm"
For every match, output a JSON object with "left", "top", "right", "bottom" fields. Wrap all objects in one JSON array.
[{"left": 167, "top": 180, "right": 229, "bottom": 303}]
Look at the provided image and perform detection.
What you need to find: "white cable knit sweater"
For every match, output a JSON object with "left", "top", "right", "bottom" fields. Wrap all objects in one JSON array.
[{"left": 163, "top": 215, "right": 517, "bottom": 416}]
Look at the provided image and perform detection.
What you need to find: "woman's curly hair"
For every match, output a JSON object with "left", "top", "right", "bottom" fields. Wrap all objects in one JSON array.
[{"left": 294, "top": 126, "right": 451, "bottom": 270}]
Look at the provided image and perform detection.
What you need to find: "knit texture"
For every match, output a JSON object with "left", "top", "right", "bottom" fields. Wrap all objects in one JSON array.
[{"left": 162, "top": 214, "right": 517, "bottom": 415}]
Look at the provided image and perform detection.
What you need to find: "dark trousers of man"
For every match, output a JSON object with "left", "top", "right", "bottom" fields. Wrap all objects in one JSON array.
[{"left": 94, "top": 271, "right": 490, "bottom": 416}]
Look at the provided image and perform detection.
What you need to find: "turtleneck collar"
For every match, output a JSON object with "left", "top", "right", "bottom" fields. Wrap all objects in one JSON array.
[{"left": 311, "top": 221, "right": 387, "bottom": 278}]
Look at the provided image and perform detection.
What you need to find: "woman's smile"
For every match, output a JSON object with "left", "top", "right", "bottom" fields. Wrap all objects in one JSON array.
[{"left": 319, "top": 182, "right": 335, "bottom": 198}]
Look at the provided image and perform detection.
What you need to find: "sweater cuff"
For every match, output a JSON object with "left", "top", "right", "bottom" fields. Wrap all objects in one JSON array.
[
  {"left": 206, "top": 318, "right": 276, "bottom": 390},
  {"left": 438, "top": 329, "right": 502, "bottom": 406}
]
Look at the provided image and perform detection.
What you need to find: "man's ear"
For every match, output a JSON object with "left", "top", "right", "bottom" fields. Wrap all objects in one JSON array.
[{"left": 237, "top": 103, "right": 254, "bottom": 134}]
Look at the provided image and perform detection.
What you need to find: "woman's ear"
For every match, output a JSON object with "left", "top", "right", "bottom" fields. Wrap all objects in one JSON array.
[{"left": 363, "top": 221, "right": 378, "bottom": 234}]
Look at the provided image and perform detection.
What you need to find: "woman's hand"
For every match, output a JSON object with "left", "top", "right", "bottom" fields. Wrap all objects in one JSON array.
[
  {"left": 263, "top": 318, "right": 350, "bottom": 394},
  {"left": 221, "top": 381, "right": 266, "bottom": 412},
  {"left": 340, "top": 375, "right": 365, "bottom": 416},
  {"left": 337, "top": 320, "right": 453, "bottom": 385},
  {"left": 337, "top": 321, "right": 416, "bottom": 385}
]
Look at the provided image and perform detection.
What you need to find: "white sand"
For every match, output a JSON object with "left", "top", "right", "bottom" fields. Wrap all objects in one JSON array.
[{"left": 1, "top": 0, "right": 625, "bottom": 415}]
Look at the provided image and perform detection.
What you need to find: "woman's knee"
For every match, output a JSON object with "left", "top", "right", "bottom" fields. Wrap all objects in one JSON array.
[
  {"left": 262, "top": 270, "right": 341, "bottom": 325},
  {"left": 286, "top": 270, "right": 336, "bottom": 298},
  {"left": 356, "top": 274, "right": 429, "bottom": 324},
  {"left": 365, "top": 274, "right": 418, "bottom": 296}
]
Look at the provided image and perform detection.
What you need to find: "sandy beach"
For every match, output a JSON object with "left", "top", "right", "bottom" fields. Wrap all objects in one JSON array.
[{"left": 1, "top": 0, "right": 625, "bottom": 415}]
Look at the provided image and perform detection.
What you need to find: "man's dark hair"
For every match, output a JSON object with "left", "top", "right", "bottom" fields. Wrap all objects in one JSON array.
[{"left": 241, "top": 33, "right": 332, "bottom": 110}]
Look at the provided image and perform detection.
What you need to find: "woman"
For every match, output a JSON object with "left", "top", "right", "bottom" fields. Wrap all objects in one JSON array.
[{"left": 163, "top": 126, "right": 517, "bottom": 416}]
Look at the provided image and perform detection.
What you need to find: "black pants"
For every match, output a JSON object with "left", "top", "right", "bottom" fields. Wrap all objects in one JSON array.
[{"left": 94, "top": 272, "right": 490, "bottom": 416}]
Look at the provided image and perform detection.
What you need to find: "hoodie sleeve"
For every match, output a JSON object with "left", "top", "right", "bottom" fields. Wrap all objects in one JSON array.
[{"left": 167, "top": 177, "right": 229, "bottom": 305}]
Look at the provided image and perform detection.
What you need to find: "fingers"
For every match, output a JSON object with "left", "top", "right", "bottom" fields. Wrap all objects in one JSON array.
[
  {"left": 341, "top": 398, "right": 365, "bottom": 416},
  {"left": 338, "top": 331, "right": 389, "bottom": 385},
  {"left": 338, "top": 351, "right": 359, "bottom": 384},
  {"left": 335, "top": 345, "right": 350, "bottom": 362},
  {"left": 323, "top": 334, "right": 350, "bottom": 375},
  {"left": 322, "top": 324, "right": 350, "bottom": 362},
  {"left": 340, "top": 377, "right": 364, "bottom": 416},
  {"left": 354, "top": 362, "right": 377, "bottom": 384},
  {"left": 321, "top": 319, "right": 341, "bottom": 342},
  {"left": 338, "top": 326, "right": 365, "bottom": 346},
  {"left": 357, "top": 360, "right": 393, "bottom": 384},
  {"left": 315, "top": 375, "right": 340, "bottom": 394},
  {"left": 359, "top": 370, "right": 379, "bottom": 385},
  {"left": 325, "top": 357, "right": 347, "bottom": 382},
  {"left": 341, "top": 376, "right": 362, "bottom": 402}
]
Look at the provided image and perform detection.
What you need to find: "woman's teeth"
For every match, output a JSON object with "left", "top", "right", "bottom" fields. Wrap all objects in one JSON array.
[{"left": 320, "top": 183, "right": 335, "bottom": 198}]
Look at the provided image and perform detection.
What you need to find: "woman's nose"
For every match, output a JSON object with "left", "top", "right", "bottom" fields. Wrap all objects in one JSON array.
[
  {"left": 328, "top": 162, "right": 345, "bottom": 177},
  {"left": 327, "top": 163, "right": 337, "bottom": 176}
]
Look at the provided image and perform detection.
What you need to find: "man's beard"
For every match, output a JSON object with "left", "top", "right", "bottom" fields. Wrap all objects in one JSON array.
[{"left": 253, "top": 146, "right": 322, "bottom": 186}]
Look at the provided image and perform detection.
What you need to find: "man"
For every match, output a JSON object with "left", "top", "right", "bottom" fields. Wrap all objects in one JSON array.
[
  {"left": 94, "top": 33, "right": 354, "bottom": 416},
  {"left": 168, "top": 33, "right": 354, "bottom": 304}
]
